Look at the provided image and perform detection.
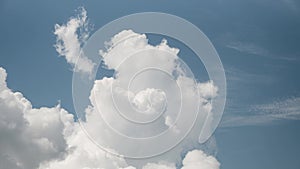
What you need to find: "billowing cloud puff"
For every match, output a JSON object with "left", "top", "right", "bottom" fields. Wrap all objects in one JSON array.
[
  {"left": 0, "top": 67, "right": 73, "bottom": 169},
  {"left": 121, "top": 150, "right": 219, "bottom": 169},
  {"left": 0, "top": 67, "right": 130, "bottom": 169},
  {"left": 137, "top": 150, "right": 219, "bottom": 169},
  {"left": 54, "top": 7, "right": 95, "bottom": 74},
  {"left": 181, "top": 150, "right": 220, "bottom": 169},
  {"left": 81, "top": 27, "right": 219, "bottom": 162},
  {"left": 141, "top": 163, "right": 176, "bottom": 169},
  {"left": 51, "top": 7, "right": 220, "bottom": 169},
  {"left": 0, "top": 7, "right": 221, "bottom": 169},
  {"left": 38, "top": 125, "right": 129, "bottom": 169},
  {"left": 0, "top": 66, "right": 220, "bottom": 169}
]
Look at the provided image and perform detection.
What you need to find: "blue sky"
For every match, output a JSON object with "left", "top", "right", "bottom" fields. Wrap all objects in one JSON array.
[{"left": 1, "top": 0, "right": 300, "bottom": 169}]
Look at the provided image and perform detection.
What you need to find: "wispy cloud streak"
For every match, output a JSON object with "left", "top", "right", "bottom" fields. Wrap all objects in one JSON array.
[{"left": 221, "top": 97, "right": 300, "bottom": 127}]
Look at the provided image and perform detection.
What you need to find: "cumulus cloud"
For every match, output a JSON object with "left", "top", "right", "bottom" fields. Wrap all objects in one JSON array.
[
  {"left": 78, "top": 29, "right": 220, "bottom": 163},
  {"left": 181, "top": 150, "right": 220, "bottom": 169},
  {"left": 54, "top": 7, "right": 95, "bottom": 74},
  {"left": 0, "top": 67, "right": 73, "bottom": 169},
  {"left": 0, "top": 66, "right": 220, "bottom": 169},
  {"left": 0, "top": 67, "right": 132, "bottom": 169},
  {"left": 38, "top": 126, "right": 129, "bottom": 169},
  {"left": 49, "top": 8, "right": 220, "bottom": 169},
  {"left": 141, "top": 162, "right": 176, "bottom": 169},
  {"left": 124, "top": 150, "right": 220, "bottom": 169},
  {"left": 0, "top": 7, "right": 221, "bottom": 169}
]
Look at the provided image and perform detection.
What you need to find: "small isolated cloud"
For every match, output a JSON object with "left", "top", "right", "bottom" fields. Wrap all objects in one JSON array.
[{"left": 54, "top": 7, "right": 95, "bottom": 74}]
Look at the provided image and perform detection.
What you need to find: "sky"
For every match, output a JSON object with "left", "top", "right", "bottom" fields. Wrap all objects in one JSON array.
[{"left": 0, "top": 0, "right": 300, "bottom": 169}]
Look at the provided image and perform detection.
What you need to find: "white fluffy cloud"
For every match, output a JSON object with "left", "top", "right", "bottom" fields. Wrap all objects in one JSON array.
[
  {"left": 181, "top": 150, "right": 220, "bottom": 169},
  {"left": 0, "top": 67, "right": 73, "bottom": 169},
  {"left": 0, "top": 66, "right": 220, "bottom": 169},
  {"left": 142, "top": 163, "right": 176, "bottom": 169},
  {"left": 123, "top": 150, "right": 220, "bottom": 169},
  {"left": 54, "top": 7, "right": 95, "bottom": 74},
  {"left": 0, "top": 67, "right": 131, "bottom": 169},
  {"left": 0, "top": 7, "right": 221, "bottom": 169},
  {"left": 140, "top": 150, "right": 220, "bottom": 169},
  {"left": 79, "top": 29, "right": 220, "bottom": 163},
  {"left": 38, "top": 125, "right": 129, "bottom": 169},
  {"left": 51, "top": 8, "right": 220, "bottom": 169}
]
